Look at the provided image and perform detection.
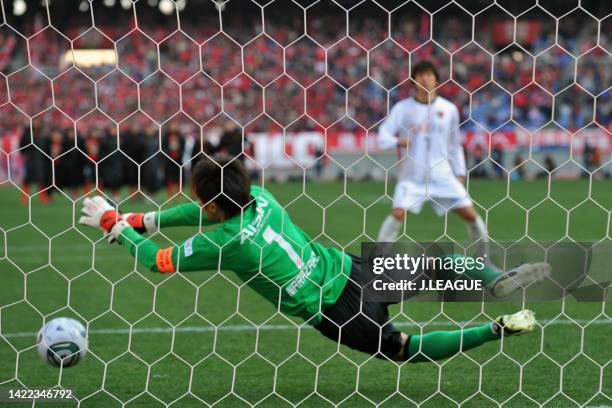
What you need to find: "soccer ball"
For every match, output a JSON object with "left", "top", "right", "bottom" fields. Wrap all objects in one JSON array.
[{"left": 36, "top": 317, "right": 88, "bottom": 368}]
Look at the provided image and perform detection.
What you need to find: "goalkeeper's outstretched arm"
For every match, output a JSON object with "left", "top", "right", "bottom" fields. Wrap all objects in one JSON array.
[
  {"left": 78, "top": 197, "right": 221, "bottom": 273},
  {"left": 124, "top": 202, "right": 218, "bottom": 234},
  {"left": 112, "top": 220, "right": 222, "bottom": 273}
]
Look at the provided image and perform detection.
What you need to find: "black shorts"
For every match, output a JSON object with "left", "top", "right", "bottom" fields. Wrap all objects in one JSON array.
[{"left": 314, "top": 255, "right": 404, "bottom": 359}]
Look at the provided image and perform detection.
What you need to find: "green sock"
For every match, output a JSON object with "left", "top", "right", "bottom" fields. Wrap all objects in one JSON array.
[
  {"left": 446, "top": 254, "right": 502, "bottom": 285},
  {"left": 406, "top": 323, "right": 499, "bottom": 363}
]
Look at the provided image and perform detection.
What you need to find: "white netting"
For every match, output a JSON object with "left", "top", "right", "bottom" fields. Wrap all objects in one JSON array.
[{"left": 0, "top": 0, "right": 610, "bottom": 407}]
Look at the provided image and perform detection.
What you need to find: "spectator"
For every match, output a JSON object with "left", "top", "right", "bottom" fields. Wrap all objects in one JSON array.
[
  {"left": 511, "top": 155, "right": 526, "bottom": 181},
  {"left": 60, "top": 128, "right": 84, "bottom": 198},
  {"left": 583, "top": 140, "right": 595, "bottom": 177},
  {"left": 49, "top": 128, "right": 65, "bottom": 195},
  {"left": 82, "top": 129, "right": 101, "bottom": 193},
  {"left": 141, "top": 124, "right": 161, "bottom": 196},
  {"left": 162, "top": 122, "right": 185, "bottom": 196},
  {"left": 19, "top": 119, "right": 50, "bottom": 204},
  {"left": 470, "top": 144, "right": 487, "bottom": 178},
  {"left": 217, "top": 121, "right": 244, "bottom": 160},
  {"left": 99, "top": 126, "right": 123, "bottom": 202},
  {"left": 490, "top": 144, "right": 505, "bottom": 179},
  {"left": 537, "top": 155, "right": 558, "bottom": 178},
  {"left": 120, "top": 123, "right": 144, "bottom": 196}
]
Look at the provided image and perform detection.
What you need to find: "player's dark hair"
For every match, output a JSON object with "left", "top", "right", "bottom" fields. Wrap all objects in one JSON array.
[
  {"left": 412, "top": 60, "right": 439, "bottom": 81},
  {"left": 191, "top": 154, "right": 251, "bottom": 218}
]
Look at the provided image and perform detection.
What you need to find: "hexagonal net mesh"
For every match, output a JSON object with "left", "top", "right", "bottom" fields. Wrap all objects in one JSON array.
[{"left": 0, "top": 0, "right": 610, "bottom": 407}]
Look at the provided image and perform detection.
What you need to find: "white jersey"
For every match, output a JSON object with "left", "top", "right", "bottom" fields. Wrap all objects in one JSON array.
[{"left": 378, "top": 96, "right": 466, "bottom": 183}]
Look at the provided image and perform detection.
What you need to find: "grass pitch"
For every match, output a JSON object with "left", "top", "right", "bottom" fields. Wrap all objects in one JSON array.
[{"left": 0, "top": 178, "right": 611, "bottom": 407}]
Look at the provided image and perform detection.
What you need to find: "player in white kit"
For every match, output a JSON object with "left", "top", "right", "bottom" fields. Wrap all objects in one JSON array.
[
  {"left": 376, "top": 61, "right": 488, "bottom": 257},
  {"left": 376, "top": 60, "right": 551, "bottom": 298}
]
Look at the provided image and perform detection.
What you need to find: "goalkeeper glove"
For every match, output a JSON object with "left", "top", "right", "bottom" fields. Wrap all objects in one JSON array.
[
  {"left": 122, "top": 212, "right": 158, "bottom": 235},
  {"left": 108, "top": 219, "right": 131, "bottom": 243},
  {"left": 79, "top": 196, "right": 121, "bottom": 234},
  {"left": 106, "top": 212, "right": 158, "bottom": 244}
]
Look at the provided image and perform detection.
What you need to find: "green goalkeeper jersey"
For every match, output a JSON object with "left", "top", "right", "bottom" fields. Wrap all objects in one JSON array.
[{"left": 116, "top": 185, "right": 351, "bottom": 324}]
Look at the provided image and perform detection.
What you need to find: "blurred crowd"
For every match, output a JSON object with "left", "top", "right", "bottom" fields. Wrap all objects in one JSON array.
[
  {"left": 0, "top": 3, "right": 610, "bottom": 199},
  {"left": 9, "top": 118, "right": 244, "bottom": 203},
  {"left": 2, "top": 4, "right": 609, "bottom": 132}
]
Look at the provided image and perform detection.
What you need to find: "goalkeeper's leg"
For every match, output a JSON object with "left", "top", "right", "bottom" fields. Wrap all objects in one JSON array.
[
  {"left": 397, "top": 309, "right": 537, "bottom": 362},
  {"left": 316, "top": 256, "right": 537, "bottom": 362}
]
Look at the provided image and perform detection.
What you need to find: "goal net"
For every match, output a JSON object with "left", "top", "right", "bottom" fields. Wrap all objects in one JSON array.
[{"left": 0, "top": 0, "right": 610, "bottom": 407}]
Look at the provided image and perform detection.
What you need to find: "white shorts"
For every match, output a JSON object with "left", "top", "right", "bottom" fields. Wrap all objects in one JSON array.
[{"left": 392, "top": 178, "right": 473, "bottom": 216}]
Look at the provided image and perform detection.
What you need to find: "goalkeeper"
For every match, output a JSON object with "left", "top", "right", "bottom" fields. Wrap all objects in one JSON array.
[{"left": 80, "top": 154, "right": 542, "bottom": 362}]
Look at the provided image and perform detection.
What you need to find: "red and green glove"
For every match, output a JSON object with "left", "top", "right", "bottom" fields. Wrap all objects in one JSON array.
[
  {"left": 79, "top": 196, "right": 129, "bottom": 242},
  {"left": 79, "top": 196, "right": 121, "bottom": 232},
  {"left": 122, "top": 212, "right": 158, "bottom": 235},
  {"left": 79, "top": 196, "right": 159, "bottom": 243}
]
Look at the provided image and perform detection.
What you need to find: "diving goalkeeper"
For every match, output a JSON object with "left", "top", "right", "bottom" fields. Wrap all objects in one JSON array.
[{"left": 79, "top": 154, "right": 545, "bottom": 362}]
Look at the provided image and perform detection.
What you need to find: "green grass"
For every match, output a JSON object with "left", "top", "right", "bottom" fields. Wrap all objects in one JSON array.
[{"left": 0, "top": 179, "right": 611, "bottom": 407}]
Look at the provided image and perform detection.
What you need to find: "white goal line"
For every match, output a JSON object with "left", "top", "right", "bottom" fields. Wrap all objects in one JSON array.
[{"left": 2, "top": 318, "right": 610, "bottom": 339}]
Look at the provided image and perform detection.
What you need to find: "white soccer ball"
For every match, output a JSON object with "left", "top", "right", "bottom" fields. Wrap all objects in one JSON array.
[{"left": 36, "top": 317, "right": 88, "bottom": 368}]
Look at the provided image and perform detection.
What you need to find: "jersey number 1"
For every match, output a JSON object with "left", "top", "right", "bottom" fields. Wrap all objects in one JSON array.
[{"left": 263, "top": 226, "right": 303, "bottom": 269}]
